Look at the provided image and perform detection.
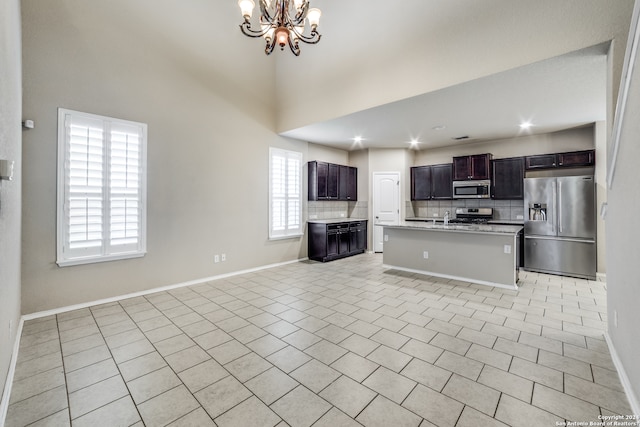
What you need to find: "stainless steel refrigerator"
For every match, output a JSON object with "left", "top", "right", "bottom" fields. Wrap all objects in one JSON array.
[{"left": 524, "top": 175, "right": 596, "bottom": 279}]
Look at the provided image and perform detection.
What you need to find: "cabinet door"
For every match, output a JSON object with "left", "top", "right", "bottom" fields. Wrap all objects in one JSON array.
[
  {"left": 338, "top": 165, "right": 349, "bottom": 201},
  {"left": 453, "top": 157, "right": 471, "bottom": 180},
  {"left": 315, "top": 162, "right": 329, "bottom": 199},
  {"left": 327, "top": 164, "right": 339, "bottom": 199},
  {"left": 356, "top": 223, "right": 367, "bottom": 251},
  {"left": 492, "top": 157, "right": 524, "bottom": 199},
  {"left": 339, "top": 166, "right": 358, "bottom": 201},
  {"left": 470, "top": 154, "right": 491, "bottom": 179},
  {"left": 411, "top": 166, "right": 432, "bottom": 200},
  {"left": 346, "top": 167, "right": 357, "bottom": 201},
  {"left": 338, "top": 230, "right": 350, "bottom": 254},
  {"left": 308, "top": 162, "right": 319, "bottom": 201},
  {"left": 431, "top": 164, "right": 453, "bottom": 199},
  {"left": 557, "top": 150, "right": 595, "bottom": 167},
  {"left": 326, "top": 230, "right": 339, "bottom": 256},
  {"left": 348, "top": 222, "right": 367, "bottom": 253},
  {"left": 525, "top": 154, "right": 557, "bottom": 170}
]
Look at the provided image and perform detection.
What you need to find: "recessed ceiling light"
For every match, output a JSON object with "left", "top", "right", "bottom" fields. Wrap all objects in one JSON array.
[
  {"left": 408, "top": 139, "right": 420, "bottom": 149},
  {"left": 432, "top": 125, "right": 446, "bottom": 131},
  {"left": 519, "top": 121, "right": 533, "bottom": 129},
  {"left": 353, "top": 136, "right": 363, "bottom": 143}
]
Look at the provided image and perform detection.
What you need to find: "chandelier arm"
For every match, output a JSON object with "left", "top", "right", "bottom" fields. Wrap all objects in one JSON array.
[
  {"left": 287, "top": 36, "right": 301, "bottom": 56},
  {"left": 259, "top": 0, "right": 275, "bottom": 24},
  {"left": 265, "top": 38, "right": 276, "bottom": 55},
  {"left": 291, "top": 1, "right": 309, "bottom": 26},
  {"left": 295, "top": 30, "right": 321, "bottom": 45},
  {"left": 239, "top": 21, "right": 273, "bottom": 38}
]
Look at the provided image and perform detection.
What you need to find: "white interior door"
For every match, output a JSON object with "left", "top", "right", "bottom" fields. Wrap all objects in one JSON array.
[{"left": 373, "top": 172, "right": 400, "bottom": 252}]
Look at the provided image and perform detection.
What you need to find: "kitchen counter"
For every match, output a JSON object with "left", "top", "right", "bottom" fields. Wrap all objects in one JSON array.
[
  {"left": 406, "top": 217, "right": 524, "bottom": 227},
  {"left": 307, "top": 218, "right": 367, "bottom": 224},
  {"left": 389, "top": 221, "right": 522, "bottom": 236},
  {"left": 383, "top": 222, "right": 522, "bottom": 289}
]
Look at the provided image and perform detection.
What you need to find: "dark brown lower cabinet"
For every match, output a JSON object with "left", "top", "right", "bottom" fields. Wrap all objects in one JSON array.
[{"left": 309, "top": 220, "right": 367, "bottom": 262}]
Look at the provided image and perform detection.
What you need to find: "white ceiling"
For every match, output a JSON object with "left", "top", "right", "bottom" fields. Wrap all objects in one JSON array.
[{"left": 281, "top": 44, "right": 608, "bottom": 151}]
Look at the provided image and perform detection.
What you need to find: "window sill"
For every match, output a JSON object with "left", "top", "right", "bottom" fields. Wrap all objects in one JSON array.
[
  {"left": 57, "top": 251, "right": 146, "bottom": 267},
  {"left": 269, "top": 233, "right": 303, "bottom": 241}
]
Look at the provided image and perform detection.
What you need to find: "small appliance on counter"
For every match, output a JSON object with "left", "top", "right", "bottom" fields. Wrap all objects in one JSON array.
[{"left": 524, "top": 175, "right": 596, "bottom": 279}]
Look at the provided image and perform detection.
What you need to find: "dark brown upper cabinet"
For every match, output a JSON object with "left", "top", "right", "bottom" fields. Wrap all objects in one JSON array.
[
  {"left": 411, "top": 166, "right": 432, "bottom": 200},
  {"left": 338, "top": 165, "right": 357, "bottom": 201},
  {"left": 525, "top": 149, "right": 595, "bottom": 170},
  {"left": 492, "top": 157, "right": 525, "bottom": 199},
  {"left": 308, "top": 161, "right": 357, "bottom": 201},
  {"left": 453, "top": 153, "right": 492, "bottom": 180},
  {"left": 410, "top": 163, "right": 452, "bottom": 200}
]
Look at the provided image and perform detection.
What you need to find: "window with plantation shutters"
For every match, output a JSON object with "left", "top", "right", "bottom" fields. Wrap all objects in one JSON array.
[
  {"left": 57, "top": 109, "right": 147, "bottom": 266},
  {"left": 269, "top": 147, "right": 302, "bottom": 239}
]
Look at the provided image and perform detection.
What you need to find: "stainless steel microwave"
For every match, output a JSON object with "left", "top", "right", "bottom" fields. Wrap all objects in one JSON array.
[{"left": 452, "top": 180, "right": 491, "bottom": 199}]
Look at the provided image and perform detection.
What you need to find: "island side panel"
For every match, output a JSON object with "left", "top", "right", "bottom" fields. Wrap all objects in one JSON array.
[{"left": 382, "top": 227, "right": 518, "bottom": 288}]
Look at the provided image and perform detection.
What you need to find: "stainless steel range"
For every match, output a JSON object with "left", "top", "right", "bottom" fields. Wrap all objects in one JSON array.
[{"left": 449, "top": 207, "right": 493, "bottom": 224}]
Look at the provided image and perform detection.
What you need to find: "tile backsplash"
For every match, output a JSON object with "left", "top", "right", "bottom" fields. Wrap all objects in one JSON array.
[
  {"left": 307, "top": 201, "right": 368, "bottom": 220},
  {"left": 407, "top": 199, "right": 525, "bottom": 222}
]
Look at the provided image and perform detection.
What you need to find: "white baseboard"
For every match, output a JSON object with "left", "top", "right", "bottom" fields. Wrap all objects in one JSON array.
[
  {"left": 605, "top": 332, "right": 640, "bottom": 417},
  {"left": 23, "top": 257, "right": 306, "bottom": 321},
  {"left": 1, "top": 256, "right": 307, "bottom": 426},
  {"left": 0, "top": 317, "right": 24, "bottom": 427}
]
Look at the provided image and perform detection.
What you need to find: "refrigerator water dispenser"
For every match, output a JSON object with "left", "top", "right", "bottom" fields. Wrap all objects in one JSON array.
[{"left": 528, "top": 203, "right": 547, "bottom": 221}]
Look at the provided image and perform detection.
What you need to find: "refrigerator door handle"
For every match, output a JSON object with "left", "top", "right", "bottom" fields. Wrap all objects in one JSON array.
[
  {"left": 551, "top": 181, "right": 557, "bottom": 233},
  {"left": 558, "top": 180, "right": 562, "bottom": 233}
]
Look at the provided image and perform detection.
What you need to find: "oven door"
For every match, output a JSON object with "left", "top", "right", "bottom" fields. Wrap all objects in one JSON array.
[{"left": 453, "top": 180, "right": 491, "bottom": 198}]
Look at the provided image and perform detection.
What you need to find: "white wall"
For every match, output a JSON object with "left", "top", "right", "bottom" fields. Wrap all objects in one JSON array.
[
  {"left": 20, "top": 0, "right": 309, "bottom": 314},
  {"left": 606, "top": 11, "right": 640, "bottom": 411},
  {"left": 0, "top": 0, "right": 22, "bottom": 403},
  {"left": 276, "top": 1, "right": 634, "bottom": 134}
]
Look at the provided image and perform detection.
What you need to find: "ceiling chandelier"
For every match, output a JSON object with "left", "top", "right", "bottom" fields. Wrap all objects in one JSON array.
[{"left": 238, "top": 0, "right": 322, "bottom": 56}]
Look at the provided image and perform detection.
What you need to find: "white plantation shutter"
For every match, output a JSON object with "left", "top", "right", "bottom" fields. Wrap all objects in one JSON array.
[
  {"left": 57, "top": 109, "right": 147, "bottom": 266},
  {"left": 269, "top": 148, "right": 302, "bottom": 239}
]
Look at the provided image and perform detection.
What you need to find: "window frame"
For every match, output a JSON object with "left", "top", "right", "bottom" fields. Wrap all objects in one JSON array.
[
  {"left": 269, "top": 147, "right": 303, "bottom": 240},
  {"left": 56, "top": 108, "right": 147, "bottom": 267}
]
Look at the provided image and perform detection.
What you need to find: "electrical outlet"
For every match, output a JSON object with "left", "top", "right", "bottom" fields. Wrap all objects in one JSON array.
[
  {"left": 423, "top": 251, "right": 429, "bottom": 259},
  {"left": 309, "top": 214, "right": 318, "bottom": 219},
  {"left": 384, "top": 235, "right": 389, "bottom": 242},
  {"left": 504, "top": 245, "right": 512, "bottom": 254},
  {"left": 214, "top": 255, "right": 220, "bottom": 263},
  {"left": 339, "top": 213, "right": 345, "bottom": 217},
  {"left": 221, "top": 253, "right": 226, "bottom": 262},
  {"left": 516, "top": 215, "right": 524, "bottom": 220}
]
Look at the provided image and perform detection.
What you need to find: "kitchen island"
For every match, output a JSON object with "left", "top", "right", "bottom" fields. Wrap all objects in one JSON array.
[{"left": 383, "top": 221, "right": 523, "bottom": 289}]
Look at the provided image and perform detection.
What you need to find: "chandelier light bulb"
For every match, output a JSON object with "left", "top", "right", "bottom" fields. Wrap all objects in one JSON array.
[
  {"left": 275, "top": 26, "right": 289, "bottom": 49},
  {"left": 293, "top": 0, "right": 304, "bottom": 11},
  {"left": 238, "top": 0, "right": 255, "bottom": 19},
  {"left": 306, "top": 8, "right": 321, "bottom": 29}
]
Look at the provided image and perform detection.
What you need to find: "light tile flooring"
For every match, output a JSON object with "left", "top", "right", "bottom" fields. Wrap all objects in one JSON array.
[{"left": 6, "top": 253, "right": 634, "bottom": 427}]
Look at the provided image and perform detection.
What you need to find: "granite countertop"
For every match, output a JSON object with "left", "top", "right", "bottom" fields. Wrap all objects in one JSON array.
[
  {"left": 307, "top": 218, "right": 368, "bottom": 224},
  {"left": 406, "top": 217, "right": 524, "bottom": 226},
  {"left": 387, "top": 221, "right": 523, "bottom": 235}
]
